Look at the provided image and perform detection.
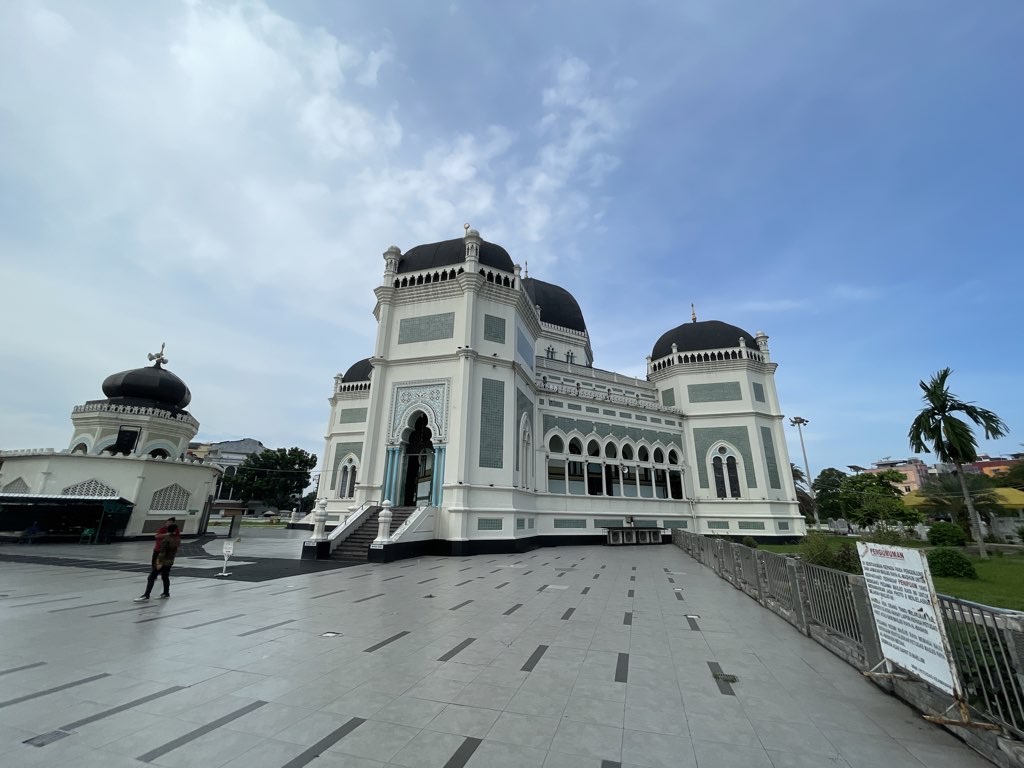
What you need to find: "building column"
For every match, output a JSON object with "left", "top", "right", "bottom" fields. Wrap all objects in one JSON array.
[
  {"left": 431, "top": 445, "right": 446, "bottom": 506},
  {"left": 382, "top": 446, "right": 400, "bottom": 504}
]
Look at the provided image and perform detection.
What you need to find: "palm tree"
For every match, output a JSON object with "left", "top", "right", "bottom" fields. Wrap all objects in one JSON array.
[
  {"left": 908, "top": 368, "right": 1008, "bottom": 558},
  {"left": 791, "top": 463, "right": 816, "bottom": 524},
  {"left": 918, "top": 473, "right": 1004, "bottom": 538}
]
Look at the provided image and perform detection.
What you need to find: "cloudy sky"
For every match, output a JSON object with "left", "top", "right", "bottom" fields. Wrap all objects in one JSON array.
[{"left": 2, "top": 0, "right": 1022, "bottom": 478}]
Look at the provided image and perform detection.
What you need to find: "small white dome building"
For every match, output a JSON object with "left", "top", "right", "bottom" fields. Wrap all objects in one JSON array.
[{"left": 0, "top": 346, "right": 220, "bottom": 541}]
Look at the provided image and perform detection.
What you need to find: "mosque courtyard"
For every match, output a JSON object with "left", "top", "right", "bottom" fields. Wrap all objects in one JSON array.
[{"left": 0, "top": 534, "right": 991, "bottom": 768}]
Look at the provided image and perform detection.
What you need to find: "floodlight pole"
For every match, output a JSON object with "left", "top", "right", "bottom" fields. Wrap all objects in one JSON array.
[{"left": 790, "top": 416, "right": 820, "bottom": 528}]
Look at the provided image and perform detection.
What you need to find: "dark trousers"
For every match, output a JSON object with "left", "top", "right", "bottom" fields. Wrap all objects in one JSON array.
[{"left": 145, "top": 565, "right": 171, "bottom": 597}]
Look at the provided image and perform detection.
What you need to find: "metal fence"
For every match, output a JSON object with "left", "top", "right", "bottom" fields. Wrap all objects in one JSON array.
[
  {"left": 671, "top": 529, "right": 1024, "bottom": 745},
  {"left": 939, "top": 595, "right": 1024, "bottom": 736}
]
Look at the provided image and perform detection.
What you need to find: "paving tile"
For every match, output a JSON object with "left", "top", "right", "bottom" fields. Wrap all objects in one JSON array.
[
  {"left": 621, "top": 728, "right": 697, "bottom": 768},
  {"left": 371, "top": 694, "right": 448, "bottom": 728},
  {"left": 327, "top": 718, "right": 419, "bottom": 761},
  {"left": 749, "top": 719, "right": 839, "bottom": 759},
  {"left": 549, "top": 720, "right": 623, "bottom": 761},
  {"left": 454, "top": 681, "right": 517, "bottom": 710},
  {"left": 427, "top": 702, "right": 502, "bottom": 738},
  {"left": 563, "top": 694, "right": 626, "bottom": 727},
  {"left": 684, "top": 711, "right": 761, "bottom": 747},
  {"left": 389, "top": 728, "right": 467, "bottom": 768},
  {"left": 486, "top": 711, "right": 560, "bottom": 749},
  {"left": 464, "top": 739, "right": 548, "bottom": 768},
  {"left": 692, "top": 738, "right": 772, "bottom": 768},
  {"left": 506, "top": 689, "right": 570, "bottom": 718}
]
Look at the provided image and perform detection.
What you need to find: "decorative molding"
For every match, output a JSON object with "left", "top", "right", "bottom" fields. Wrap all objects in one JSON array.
[{"left": 388, "top": 378, "right": 452, "bottom": 443}]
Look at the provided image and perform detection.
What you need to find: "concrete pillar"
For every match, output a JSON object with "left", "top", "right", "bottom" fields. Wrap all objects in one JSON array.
[
  {"left": 310, "top": 498, "right": 329, "bottom": 541},
  {"left": 375, "top": 500, "right": 393, "bottom": 544}
]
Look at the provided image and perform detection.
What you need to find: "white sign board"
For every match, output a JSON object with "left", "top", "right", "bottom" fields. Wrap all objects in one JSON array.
[
  {"left": 223, "top": 541, "right": 234, "bottom": 558},
  {"left": 857, "top": 542, "right": 960, "bottom": 696}
]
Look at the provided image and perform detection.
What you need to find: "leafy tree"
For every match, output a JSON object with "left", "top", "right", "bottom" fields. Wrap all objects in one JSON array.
[
  {"left": 812, "top": 467, "right": 848, "bottom": 521},
  {"left": 908, "top": 367, "right": 1009, "bottom": 558},
  {"left": 791, "top": 463, "right": 816, "bottom": 524},
  {"left": 840, "top": 470, "right": 921, "bottom": 532},
  {"left": 301, "top": 491, "right": 317, "bottom": 513},
  {"left": 222, "top": 447, "right": 318, "bottom": 511},
  {"left": 918, "top": 474, "right": 1003, "bottom": 540}
]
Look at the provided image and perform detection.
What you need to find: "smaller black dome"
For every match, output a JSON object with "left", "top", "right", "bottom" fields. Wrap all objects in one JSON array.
[
  {"left": 102, "top": 364, "right": 191, "bottom": 409},
  {"left": 522, "top": 277, "right": 587, "bottom": 333},
  {"left": 652, "top": 320, "right": 757, "bottom": 359},
  {"left": 341, "top": 358, "right": 373, "bottom": 383},
  {"left": 398, "top": 237, "right": 514, "bottom": 274}
]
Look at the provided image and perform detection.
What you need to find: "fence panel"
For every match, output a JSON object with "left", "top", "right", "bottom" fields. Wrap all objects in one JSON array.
[
  {"left": 938, "top": 595, "right": 1024, "bottom": 738},
  {"left": 760, "top": 550, "right": 794, "bottom": 610},
  {"left": 802, "top": 561, "right": 862, "bottom": 645}
]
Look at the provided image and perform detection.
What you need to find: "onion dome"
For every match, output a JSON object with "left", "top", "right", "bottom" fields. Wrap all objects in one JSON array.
[
  {"left": 397, "top": 237, "right": 514, "bottom": 274},
  {"left": 101, "top": 363, "right": 191, "bottom": 410},
  {"left": 341, "top": 357, "right": 373, "bottom": 383},
  {"left": 651, "top": 320, "right": 757, "bottom": 359},
  {"left": 522, "top": 277, "right": 587, "bottom": 333}
]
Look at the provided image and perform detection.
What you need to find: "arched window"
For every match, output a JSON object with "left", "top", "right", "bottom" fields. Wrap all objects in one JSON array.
[
  {"left": 668, "top": 449, "right": 679, "bottom": 465},
  {"left": 653, "top": 448, "right": 664, "bottom": 464},
  {"left": 621, "top": 444, "right": 634, "bottom": 461},
  {"left": 549, "top": 435, "right": 564, "bottom": 454},
  {"left": 149, "top": 449, "right": 169, "bottom": 459},
  {"left": 587, "top": 440, "right": 600, "bottom": 457},
  {"left": 604, "top": 443, "right": 617, "bottom": 459},
  {"left": 712, "top": 457, "right": 727, "bottom": 499},
  {"left": 72, "top": 443, "right": 88, "bottom": 454},
  {"left": 568, "top": 438, "right": 583, "bottom": 455},
  {"left": 638, "top": 446, "right": 650, "bottom": 462},
  {"left": 726, "top": 457, "right": 741, "bottom": 498}
]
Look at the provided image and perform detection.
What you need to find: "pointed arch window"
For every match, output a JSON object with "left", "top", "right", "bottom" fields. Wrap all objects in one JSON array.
[{"left": 712, "top": 457, "right": 727, "bottom": 499}]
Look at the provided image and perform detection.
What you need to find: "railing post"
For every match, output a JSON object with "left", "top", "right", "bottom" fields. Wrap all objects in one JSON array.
[
  {"left": 752, "top": 549, "right": 766, "bottom": 604},
  {"left": 787, "top": 559, "right": 811, "bottom": 635},
  {"left": 374, "top": 500, "right": 393, "bottom": 545},
  {"left": 310, "top": 498, "right": 328, "bottom": 541},
  {"left": 848, "top": 575, "right": 882, "bottom": 672}
]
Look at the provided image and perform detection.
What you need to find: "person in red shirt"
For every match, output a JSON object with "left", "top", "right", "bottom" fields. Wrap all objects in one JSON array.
[{"left": 151, "top": 516, "right": 177, "bottom": 570}]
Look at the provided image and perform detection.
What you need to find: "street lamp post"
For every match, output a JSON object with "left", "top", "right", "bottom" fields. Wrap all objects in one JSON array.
[{"left": 789, "top": 416, "right": 820, "bottom": 528}]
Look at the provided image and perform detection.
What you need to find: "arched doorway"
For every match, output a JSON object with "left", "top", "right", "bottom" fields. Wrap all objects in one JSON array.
[{"left": 401, "top": 414, "right": 434, "bottom": 507}]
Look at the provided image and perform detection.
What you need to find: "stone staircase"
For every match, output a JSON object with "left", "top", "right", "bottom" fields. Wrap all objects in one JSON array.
[{"left": 331, "top": 506, "right": 415, "bottom": 562}]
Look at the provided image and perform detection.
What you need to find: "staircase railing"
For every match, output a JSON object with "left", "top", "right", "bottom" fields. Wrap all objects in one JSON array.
[
  {"left": 327, "top": 501, "right": 378, "bottom": 553},
  {"left": 385, "top": 505, "right": 435, "bottom": 543}
]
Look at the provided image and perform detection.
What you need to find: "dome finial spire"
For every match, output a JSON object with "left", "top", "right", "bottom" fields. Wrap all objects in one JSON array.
[
  {"left": 691, "top": 304, "right": 697, "bottom": 323},
  {"left": 524, "top": 260, "right": 529, "bottom": 278},
  {"left": 147, "top": 342, "right": 168, "bottom": 368}
]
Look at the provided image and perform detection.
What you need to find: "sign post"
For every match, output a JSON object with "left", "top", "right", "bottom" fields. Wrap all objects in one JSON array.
[
  {"left": 217, "top": 540, "right": 234, "bottom": 578},
  {"left": 857, "top": 542, "right": 998, "bottom": 730}
]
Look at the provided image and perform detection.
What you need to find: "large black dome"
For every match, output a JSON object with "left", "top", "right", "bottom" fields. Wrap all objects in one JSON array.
[
  {"left": 101, "top": 363, "right": 191, "bottom": 410},
  {"left": 398, "top": 237, "right": 514, "bottom": 274},
  {"left": 522, "top": 277, "right": 587, "bottom": 333},
  {"left": 652, "top": 320, "right": 757, "bottom": 359},
  {"left": 341, "top": 358, "right": 373, "bottom": 383}
]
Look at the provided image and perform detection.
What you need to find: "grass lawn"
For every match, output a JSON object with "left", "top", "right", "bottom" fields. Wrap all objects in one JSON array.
[{"left": 932, "top": 553, "right": 1024, "bottom": 612}]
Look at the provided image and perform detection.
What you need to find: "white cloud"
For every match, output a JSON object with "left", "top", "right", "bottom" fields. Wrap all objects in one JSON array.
[{"left": 0, "top": 2, "right": 630, "bottom": 454}]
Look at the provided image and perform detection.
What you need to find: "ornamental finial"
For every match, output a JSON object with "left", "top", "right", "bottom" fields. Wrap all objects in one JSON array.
[
  {"left": 691, "top": 304, "right": 697, "bottom": 323},
  {"left": 147, "top": 342, "right": 168, "bottom": 367}
]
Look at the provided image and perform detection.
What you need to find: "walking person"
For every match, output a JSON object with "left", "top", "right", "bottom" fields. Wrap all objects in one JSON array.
[
  {"left": 136, "top": 524, "right": 180, "bottom": 601},
  {"left": 151, "top": 516, "right": 177, "bottom": 571}
]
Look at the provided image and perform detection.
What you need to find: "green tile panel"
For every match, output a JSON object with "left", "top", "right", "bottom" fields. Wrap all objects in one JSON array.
[
  {"left": 688, "top": 382, "right": 742, "bottom": 403},
  {"left": 398, "top": 312, "right": 455, "bottom": 344},
  {"left": 338, "top": 408, "right": 368, "bottom": 424},
  {"left": 484, "top": 314, "right": 506, "bottom": 343},
  {"left": 760, "top": 426, "right": 782, "bottom": 489},
  {"left": 693, "top": 426, "right": 757, "bottom": 489},
  {"left": 479, "top": 378, "right": 505, "bottom": 468}
]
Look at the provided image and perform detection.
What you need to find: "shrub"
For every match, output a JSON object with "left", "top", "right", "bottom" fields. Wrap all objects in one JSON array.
[
  {"left": 927, "top": 548, "right": 978, "bottom": 579},
  {"left": 928, "top": 521, "right": 967, "bottom": 547},
  {"left": 832, "top": 541, "right": 862, "bottom": 574},
  {"left": 741, "top": 536, "right": 758, "bottom": 549},
  {"left": 798, "top": 533, "right": 837, "bottom": 569},
  {"left": 865, "top": 528, "right": 903, "bottom": 545}
]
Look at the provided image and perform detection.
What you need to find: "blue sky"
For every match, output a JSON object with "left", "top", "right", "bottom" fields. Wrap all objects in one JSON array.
[{"left": 1, "top": 0, "right": 1021, "bottom": 478}]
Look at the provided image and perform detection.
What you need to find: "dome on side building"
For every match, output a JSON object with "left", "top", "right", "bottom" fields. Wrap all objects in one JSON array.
[
  {"left": 101, "top": 363, "right": 192, "bottom": 410},
  {"left": 341, "top": 358, "right": 373, "bottom": 382},
  {"left": 651, "top": 320, "right": 757, "bottom": 359},
  {"left": 397, "top": 237, "right": 514, "bottom": 274}
]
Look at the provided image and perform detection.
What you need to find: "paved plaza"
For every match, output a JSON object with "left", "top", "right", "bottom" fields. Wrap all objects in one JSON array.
[{"left": 0, "top": 538, "right": 991, "bottom": 768}]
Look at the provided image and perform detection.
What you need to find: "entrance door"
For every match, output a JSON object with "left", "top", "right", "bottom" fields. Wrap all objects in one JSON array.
[{"left": 401, "top": 414, "right": 433, "bottom": 507}]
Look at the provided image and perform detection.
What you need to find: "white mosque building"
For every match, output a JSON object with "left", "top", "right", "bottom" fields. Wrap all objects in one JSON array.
[{"left": 316, "top": 227, "right": 805, "bottom": 558}]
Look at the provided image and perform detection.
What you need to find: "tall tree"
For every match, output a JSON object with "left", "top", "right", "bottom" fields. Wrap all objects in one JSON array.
[
  {"left": 791, "top": 463, "right": 816, "bottom": 524},
  {"left": 222, "top": 447, "right": 318, "bottom": 512},
  {"left": 840, "top": 470, "right": 920, "bottom": 531},
  {"left": 812, "top": 467, "right": 849, "bottom": 521},
  {"left": 908, "top": 367, "right": 1008, "bottom": 558},
  {"left": 918, "top": 473, "right": 1004, "bottom": 538}
]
